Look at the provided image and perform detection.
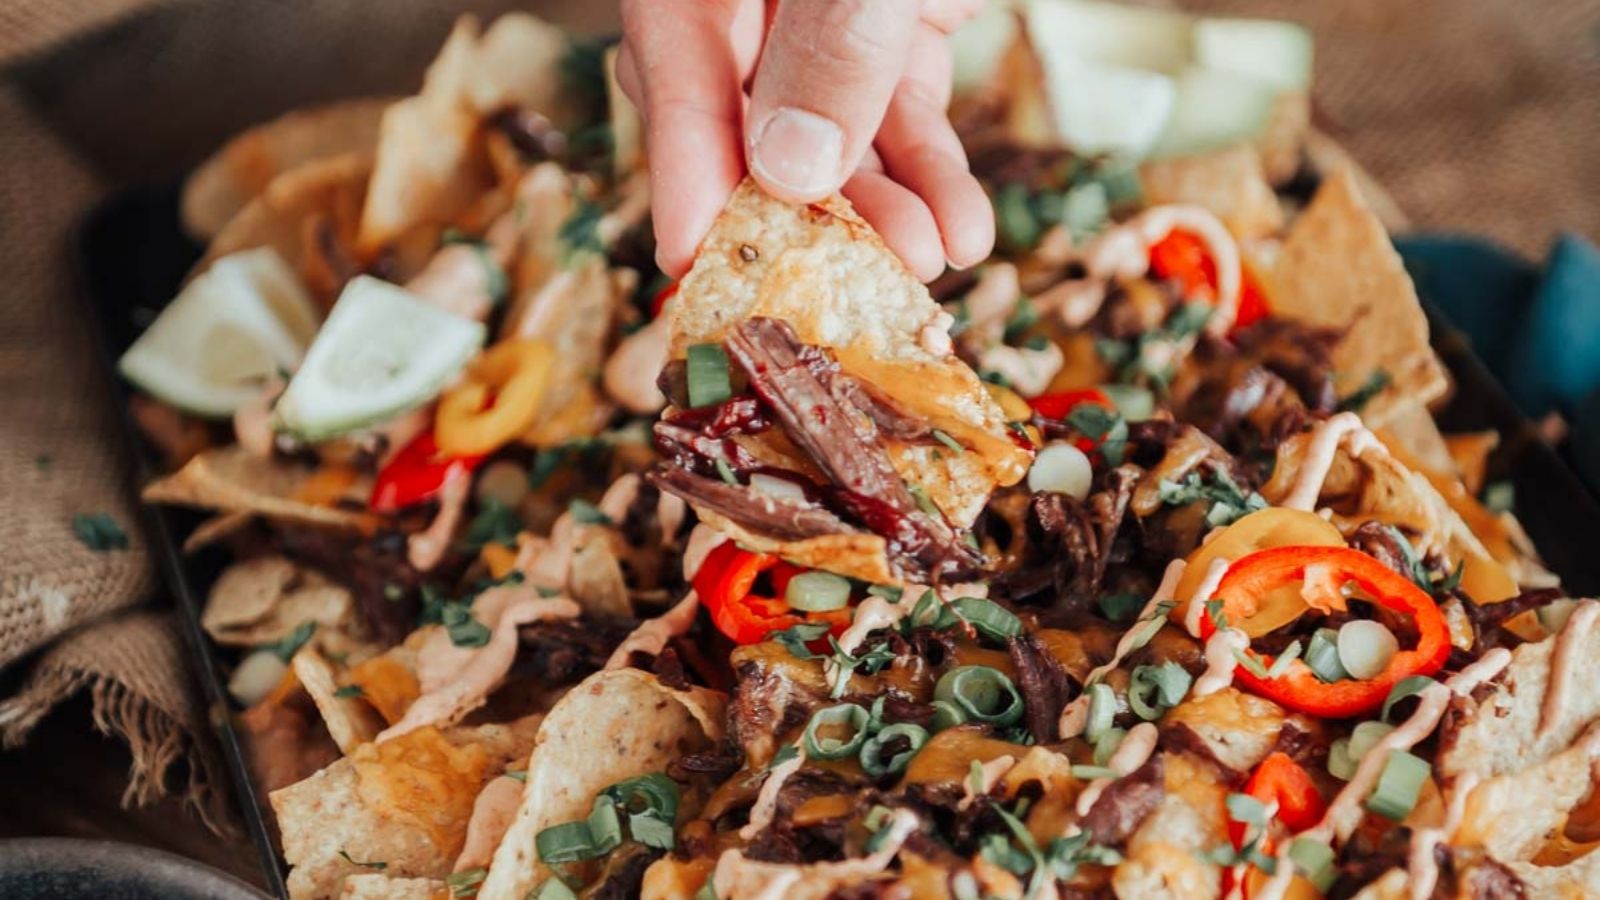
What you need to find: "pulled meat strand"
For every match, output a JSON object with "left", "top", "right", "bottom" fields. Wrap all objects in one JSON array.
[
  {"left": 1007, "top": 633, "right": 1075, "bottom": 743},
  {"left": 647, "top": 467, "right": 858, "bottom": 542},
  {"left": 1078, "top": 754, "right": 1165, "bottom": 846}
]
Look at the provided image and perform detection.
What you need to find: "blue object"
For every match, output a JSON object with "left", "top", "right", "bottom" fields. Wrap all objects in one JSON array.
[{"left": 1395, "top": 232, "right": 1600, "bottom": 493}]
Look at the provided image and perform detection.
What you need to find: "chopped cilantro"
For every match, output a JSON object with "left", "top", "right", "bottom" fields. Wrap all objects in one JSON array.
[
  {"left": 1064, "top": 403, "right": 1129, "bottom": 465},
  {"left": 568, "top": 498, "right": 613, "bottom": 526},
  {"left": 72, "top": 513, "right": 128, "bottom": 551},
  {"left": 267, "top": 621, "right": 317, "bottom": 662},
  {"left": 441, "top": 603, "right": 491, "bottom": 648},
  {"left": 333, "top": 684, "right": 364, "bottom": 699},
  {"left": 1337, "top": 370, "right": 1392, "bottom": 413},
  {"left": 1156, "top": 468, "right": 1267, "bottom": 527},
  {"left": 826, "top": 637, "right": 896, "bottom": 698},
  {"left": 1003, "top": 296, "right": 1040, "bottom": 342},
  {"left": 769, "top": 622, "right": 830, "bottom": 661},
  {"left": 559, "top": 196, "right": 606, "bottom": 264},
  {"left": 1097, "top": 592, "right": 1144, "bottom": 624},
  {"left": 337, "top": 850, "right": 387, "bottom": 871},
  {"left": 459, "top": 498, "right": 521, "bottom": 553}
]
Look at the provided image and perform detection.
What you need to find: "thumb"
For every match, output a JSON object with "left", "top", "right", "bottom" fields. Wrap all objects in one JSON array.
[{"left": 745, "top": 0, "right": 921, "bottom": 202}]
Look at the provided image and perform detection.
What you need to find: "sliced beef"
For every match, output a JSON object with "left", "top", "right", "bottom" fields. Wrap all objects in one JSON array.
[
  {"left": 514, "top": 618, "right": 636, "bottom": 684},
  {"left": 588, "top": 845, "right": 658, "bottom": 900},
  {"left": 279, "top": 528, "right": 420, "bottom": 646},
  {"left": 1078, "top": 755, "right": 1165, "bottom": 846},
  {"left": 647, "top": 467, "right": 857, "bottom": 542},
  {"left": 1007, "top": 633, "right": 1075, "bottom": 742},
  {"left": 663, "top": 395, "right": 773, "bottom": 438},
  {"left": 652, "top": 420, "right": 766, "bottom": 477},
  {"left": 1346, "top": 521, "right": 1414, "bottom": 580},
  {"left": 723, "top": 317, "right": 981, "bottom": 580},
  {"left": 1008, "top": 465, "right": 1139, "bottom": 613}
]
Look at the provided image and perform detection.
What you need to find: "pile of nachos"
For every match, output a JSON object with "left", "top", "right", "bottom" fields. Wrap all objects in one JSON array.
[{"left": 120, "top": 5, "right": 1599, "bottom": 899}]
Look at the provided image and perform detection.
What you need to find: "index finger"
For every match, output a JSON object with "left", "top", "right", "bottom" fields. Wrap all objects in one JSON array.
[{"left": 619, "top": 0, "right": 748, "bottom": 276}]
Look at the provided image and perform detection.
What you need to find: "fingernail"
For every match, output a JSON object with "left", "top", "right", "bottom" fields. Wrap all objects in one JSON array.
[{"left": 749, "top": 107, "right": 844, "bottom": 197}]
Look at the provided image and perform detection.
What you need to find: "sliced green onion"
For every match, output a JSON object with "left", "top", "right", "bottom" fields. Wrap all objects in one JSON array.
[
  {"left": 1233, "top": 647, "right": 1270, "bottom": 679},
  {"left": 1093, "top": 726, "right": 1127, "bottom": 766},
  {"left": 860, "top": 723, "right": 929, "bottom": 778},
  {"left": 1265, "top": 640, "right": 1303, "bottom": 679},
  {"left": 803, "top": 703, "right": 870, "bottom": 760},
  {"left": 1380, "top": 675, "right": 1436, "bottom": 723},
  {"left": 908, "top": 484, "right": 940, "bottom": 518},
  {"left": 1347, "top": 720, "right": 1396, "bottom": 768},
  {"left": 1337, "top": 620, "right": 1399, "bottom": 680},
  {"left": 1225, "top": 792, "right": 1270, "bottom": 827},
  {"left": 533, "top": 878, "right": 578, "bottom": 900},
  {"left": 1100, "top": 383, "right": 1155, "bottom": 422},
  {"left": 785, "top": 572, "right": 852, "bottom": 612},
  {"left": 934, "top": 666, "right": 1025, "bottom": 727},
  {"left": 585, "top": 795, "right": 623, "bottom": 855},
  {"left": 446, "top": 868, "right": 488, "bottom": 898},
  {"left": 1128, "top": 662, "right": 1192, "bottom": 721},
  {"left": 931, "top": 429, "right": 966, "bottom": 454},
  {"left": 603, "top": 773, "right": 680, "bottom": 826},
  {"left": 1327, "top": 738, "right": 1355, "bottom": 781},
  {"left": 930, "top": 700, "right": 967, "bottom": 732},
  {"left": 685, "top": 343, "right": 732, "bottom": 408},
  {"left": 1537, "top": 598, "right": 1578, "bottom": 634},
  {"left": 1288, "top": 838, "right": 1338, "bottom": 893},
  {"left": 1070, "top": 764, "right": 1119, "bottom": 780},
  {"left": 1305, "top": 628, "right": 1347, "bottom": 683},
  {"left": 628, "top": 813, "right": 675, "bottom": 850},
  {"left": 1098, "top": 593, "right": 1144, "bottom": 624},
  {"left": 535, "top": 820, "right": 597, "bottom": 864},
  {"left": 1365, "top": 750, "right": 1429, "bottom": 821},
  {"left": 866, "top": 584, "right": 904, "bottom": 603},
  {"left": 713, "top": 457, "right": 738, "bottom": 485},
  {"left": 1085, "top": 683, "right": 1118, "bottom": 744},
  {"left": 1482, "top": 480, "right": 1514, "bottom": 514},
  {"left": 947, "top": 597, "right": 1023, "bottom": 643}
]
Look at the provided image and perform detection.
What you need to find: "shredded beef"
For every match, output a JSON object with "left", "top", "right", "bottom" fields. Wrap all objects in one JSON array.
[
  {"left": 723, "top": 317, "right": 981, "bottom": 580},
  {"left": 279, "top": 528, "right": 420, "bottom": 645},
  {"left": 669, "top": 743, "right": 743, "bottom": 783},
  {"left": 489, "top": 106, "right": 568, "bottom": 161},
  {"left": 1008, "top": 633, "right": 1075, "bottom": 742},
  {"left": 647, "top": 467, "right": 856, "bottom": 541},
  {"left": 1010, "top": 466, "right": 1139, "bottom": 612},
  {"left": 664, "top": 395, "right": 773, "bottom": 438},
  {"left": 650, "top": 645, "right": 692, "bottom": 690},
  {"left": 1078, "top": 754, "right": 1165, "bottom": 846},
  {"left": 1347, "top": 522, "right": 1414, "bottom": 579},
  {"left": 588, "top": 845, "right": 657, "bottom": 900},
  {"left": 652, "top": 421, "right": 767, "bottom": 477},
  {"left": 514, "top": 618, "right": 635, "bottom": 684},
  {"left": 728, "top": 659, "right": 822, "bottom": 761}
]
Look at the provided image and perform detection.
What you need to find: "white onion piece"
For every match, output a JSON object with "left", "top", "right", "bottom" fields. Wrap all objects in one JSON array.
[
  {"left": 228, "top": 649, "right": 288, "bottom": 707},
  {"left": 475, "top": 460, "right": 530, "bottom": 509},
  {"left": 1337, "top": 620, "right": 1399, "bottom": 680},
  {"left": 1028, "top": 442, "right": 1093, "bottom": 499},
  {"left": 1537, "top": 598, "right": 1577, "bottom": 634},
  {"left": 751, "top": 473, "right": 808, "bottom": 503}
]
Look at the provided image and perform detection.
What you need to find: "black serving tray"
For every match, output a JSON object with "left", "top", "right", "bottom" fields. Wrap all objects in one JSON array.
[{"left": 73, "top": 186, "right": 1600, "bottom": 895}]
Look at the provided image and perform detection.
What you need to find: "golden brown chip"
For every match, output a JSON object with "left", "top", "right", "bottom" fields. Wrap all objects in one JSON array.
[
  {"left": 143, "top": 445, "right": 376, "bottom": 532},
  {"left": 338, "top": 874, "right": 445, "bottom": 899},
  {"left": 1377, "top": 404, "right": 1458, "bottom": 478},
  {"left": 478, "top": 669, "right": 725, "bottom": 899},
  {"left": 1268, "top": 168, "right": 1448, "bottom": 428},
  {"left": 670, "top": 179, "right": 1028, "bottom": 576},
  {"left": 202, "top": 555, "right": 358, "bottom": 649},
  {"left": 1454, "top": 723, "right": 1600, "bottom": 863},
  {"left": 1139, "top": 143, "right": 1283, "bottom": 240},
  {"left": 272, "top": 717, "right": 539, "bottom": 899},
  {"left": 292, "top": 646, "right": 385, "bottom": 754},
  {"left": 200, "top": 153, "right": 372, "bottom": 289},
  {"left": 182, "top": 98, "right": 391, "bottom": 240}
]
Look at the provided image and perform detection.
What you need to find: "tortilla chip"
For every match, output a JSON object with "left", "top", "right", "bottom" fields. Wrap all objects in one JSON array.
[
  {"left": 1440, "top": 622, "right": 1600, "bottom": 784},
  {"left": 1268, "top": 168, "right": 1447, "bottom": 428},
  {"left": 143, "top": 446, "right": 376, "bottom": 533},
  {"left": 1455, "top": 723, "right": 1600, "bottom": 863},
  {"left": 293, "top": 647, "right": 386, "bottom": 754},
  {"left": 273, "top": 717, "right": 539, "bottom": 899},
  {"left": 1445, "top": 431, "right": 1499, "bottom": 496},
  {"left": 338, "top": 874, "right": 445, "bottom": 899},
  {"left": 1377, "top": 404, "right": 1458, "bottom": 479},
  {"left": 182, "top": 510, "right": 253, "bottom": 553},
  {"left": 202, "top": 153, "right": 372, "bottom": 286},
  {"left": 182, "top": 98, "right": 391, "bottom": 240},
  {"left": 1115, "top": 754, "right": 1228, "bottom": 899},
  {"left": 1502, "top": 850, "right": 1600, "bottom": 896},
  {"left": 202, "top": 555, "right": 357, "bottom": 648},
  {"left": 478, "top": 669, "right": 725, "bottom": 899},
  {"left": 465, "top": 13, "right": 574, "bottom": 123},
  {"left": 698, "top": 510, "right": 894, "bottom": 585},
  {"left": 1138, "top": 144, "right": 1283, "bottom": 240},
  {"left": 672, "top": 179, "right": 1028, "bottom": 538}
]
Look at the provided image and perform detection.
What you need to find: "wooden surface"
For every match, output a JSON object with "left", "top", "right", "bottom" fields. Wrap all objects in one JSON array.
[{"left": 0, "top": 694, "right": 266, "bottom": 887}]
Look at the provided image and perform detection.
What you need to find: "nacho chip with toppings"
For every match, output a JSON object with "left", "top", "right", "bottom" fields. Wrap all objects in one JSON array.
[{"left": 143, "top": 445, "right": 375, "bottom": 532}]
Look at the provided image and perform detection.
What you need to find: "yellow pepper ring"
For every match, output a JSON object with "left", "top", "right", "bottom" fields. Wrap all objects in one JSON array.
[
  {"left": 436, "top": 339, "right": 554, "bottom": 456},
  {"left": 1177, "top": 507, "right": 1346, "bottom": 638}
]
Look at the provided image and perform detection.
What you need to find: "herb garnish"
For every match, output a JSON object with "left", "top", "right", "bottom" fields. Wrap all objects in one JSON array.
[
  {"left": 459, "top": 498, "right": 521, "bottom": 553},
  {"left": 1337, "top": 369, "right": 1392, "bottom": 413},
  {"left": 267, "top": 621, "right": 317, "bottom": 662},
  {"left": 337, "top": 850, "right": 387, "bottom": 871},
  {"left": 1064, "top": 403, "right": 1128, "bottom": 465},
  {"left": 1156, "top": 468, "right": 1268, "bottom": 527}
]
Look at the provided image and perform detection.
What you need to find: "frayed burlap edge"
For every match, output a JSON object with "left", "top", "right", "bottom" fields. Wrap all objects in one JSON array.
[{"left": 0, "top": 610, "right": 235, "bottom": 836}]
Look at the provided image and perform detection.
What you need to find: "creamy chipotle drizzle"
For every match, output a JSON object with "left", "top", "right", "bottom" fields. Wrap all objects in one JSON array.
[
  {"left": 714, "top": 808, "right": 920, "bottom": 899},
  {"left": 1082, "top": 205, "right": 1242, "bottom": 334},
  {"left": 605, "top": 591, "right": 701, "bottom": 670},
  {"left": 1194, "top": 627, "right": 1250, "bottom": 697},
  {"left": 1281, "top": 412, "right": 1384, "bottom": 511},
  {"left": 1251, "top": 648, "right": 1513, "bottom": 900},
  {"left": 1406, "top": 772, "right": 1479, "bottom": 900},
  {"left": 1072, "top": 722, "right": 1159, "bottom": 821},
  {"left": 740, "top": 743, "right": 805, "bottom": 840},
  {"left": 1183, "top": 557, "right": 1231, "bottom": 638},
  {"left": 1059, "top": 561, "right": 1186, "bottom": 739},
  {"left": 407, "top": 472, "right": 471, "bottom": 572}
]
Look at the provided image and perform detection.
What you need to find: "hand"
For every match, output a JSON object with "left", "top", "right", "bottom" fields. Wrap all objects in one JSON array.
[{"left": 617, "top": 0, "right": 995, "bottom": 282}]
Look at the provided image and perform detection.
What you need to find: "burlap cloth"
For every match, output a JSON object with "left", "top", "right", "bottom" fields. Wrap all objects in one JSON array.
[{"left": 0, "top": 0, "right": 1594, "bottom": 835}]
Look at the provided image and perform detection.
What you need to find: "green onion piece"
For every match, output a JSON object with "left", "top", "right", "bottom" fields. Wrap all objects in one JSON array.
[
  {"left": 931, "top": 429, "right": 966, "bottom": 454},
  {"left": 603, "top": 773, "right": 680, "bottom": 823},
  {"left": 860, "top": 723, "right": 930, "bottom": 778},
  {"left": 1070, "top": 764, "right": 1118, "bottom": 780},
  {"left": 446, "top": 867, "right": 488, "bottom": 898},
  {"left": 1128, "top": 662, "right": 1192, "bottom": 721},
  {"left": 1226, "top": 792, "right": 1270, "bottom": 827},
  {"left": 1327, "top": 738, "right": 1355, "bottom": 781},
  {"left": 714, "top": 457, "right": 738, "bottom": 485},
  {"left": 785, "top": 572, "right": 852, "bottom": 612},
  {"left": 1365, "top": 750, "right": 1430, "bottom": 821},
  {"left": 1348, "top": 721, "right": 1396, "bottom": 765},
  {"left": 1381, "top": 675, "right": 1436, "bottom": 723},
  {"left": 930, "top": 700, "right": 967, "bottom": 732},
  {"left": 1085, "top": 683, "right": 1117, "bottom": 743},
  {"left": 1288, "top": 838, "right": 1338, "bottom": 893},
  {"left": 948, "top": 597, "right": 1023, "bottom": 643},
  {"left": 585, "top": 794, "right": 623, "bottom": 855},
  {"left": 1337, "top": 619, "right": 1399, "bottom": 680},
  {"left": 532, "top": 879, "right": 577, "bottom": 900},
  {"left": 628, "top": 813, "right": 675, "bottom": 850},
  {"left": 1305, "top": 628, "right": 1347, "bottom": 683},
  {"left": 693, "top": 877, "right": 718, "bottom": 900},
  {"left": 1099, "top": 383, "right": 1155, "bottom": 422},
  {"left": 685, "top": 343, "right": 733, "bottom": 408},
  {"left": 1265, "top": 640, "right": 1304, "bottom": 679},
  {"left": 1093, "top": 727, "right": 1127, "bottom": 767},
  {"left": 1483, "top": 481, "right": 1515, "bottom": 514},
  {"left": 866, "top": 584, "right": 904, "bottom": 603},
  {"left": 933, "top": 666, "right": 1025, "bottom": 727},
  {"left": 1233, "top": 647, "right": 1270, "bottom": 679},
  {"left": 534, "top": 819, "right": 596, "bottom": 863},
  {"left": 1097, "top": 593, "right": 1144, "bottom": 624},
  {"left": 908, "top": 484, "right": 940, "bottom": 518},
  {"left": 803, "top": 703, "right": 871, "bottom": 760},
  {"left": 1538, "top": 598, "right": 1578, "bottom": 634}
]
